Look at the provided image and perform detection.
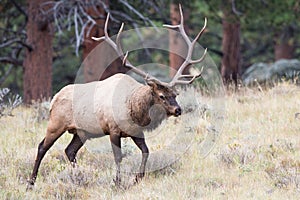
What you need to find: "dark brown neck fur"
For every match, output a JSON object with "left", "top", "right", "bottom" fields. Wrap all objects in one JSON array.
[{"left": 129, "top": 85, "right": 166, "bottom": 130}]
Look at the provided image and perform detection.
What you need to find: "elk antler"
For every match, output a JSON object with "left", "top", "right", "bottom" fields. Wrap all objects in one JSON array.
[
  {"left": 163, "top": 4, "right": 207, "bottom": 87},
  {"left": 92, "top": 14, "right": 165, "bottom": 86},
  {"left": 92, "top": 7, "right": 207, "bottom": 88}
]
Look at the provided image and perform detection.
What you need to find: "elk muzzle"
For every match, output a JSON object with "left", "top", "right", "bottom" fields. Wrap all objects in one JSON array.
[{"left": 173, "top": 106, "right": 182, "bottom": 117}]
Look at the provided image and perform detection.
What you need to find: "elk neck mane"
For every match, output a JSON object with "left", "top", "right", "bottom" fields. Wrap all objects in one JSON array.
[{"left": 128, "top": 84, "right": 167, "bottom": 131}]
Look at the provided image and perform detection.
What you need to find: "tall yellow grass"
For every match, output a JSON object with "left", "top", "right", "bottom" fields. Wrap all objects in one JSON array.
[{"left": 0, "top": 83, "right": 299, "bottom": 199}]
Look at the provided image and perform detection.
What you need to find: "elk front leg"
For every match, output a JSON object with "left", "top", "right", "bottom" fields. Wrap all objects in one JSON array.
[
  {"left": 110, "top": 133, "right": 122, "bottom": 186},
  {"left": 132, "top": 133, "right": 149, "bottom": 183}
]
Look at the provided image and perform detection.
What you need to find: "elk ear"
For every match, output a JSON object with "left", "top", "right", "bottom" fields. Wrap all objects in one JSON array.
[{"left": 145, "top": 79, "right": 158, "bottom": 90}]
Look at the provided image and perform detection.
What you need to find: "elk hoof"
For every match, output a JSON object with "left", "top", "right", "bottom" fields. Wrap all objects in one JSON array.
[
  {"left": 134, "top": 173, "right": 144, "bottom": 184},
  {"left": 113, "top": 177, "right": 121, "bottom": 186},
  {"left": 26, "top": 179, "right": 35, "bottom": 191},
  {"left": 70, "top": 160, "right": 77, "bottom": 168}
]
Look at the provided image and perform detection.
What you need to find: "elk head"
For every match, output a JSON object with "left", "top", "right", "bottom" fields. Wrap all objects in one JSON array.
[
  {"left": 92, "top": 4, "right": 207, "bottom": 118},
  {"left": 147, "top": 80, "right": 181, "bottom": 117}
]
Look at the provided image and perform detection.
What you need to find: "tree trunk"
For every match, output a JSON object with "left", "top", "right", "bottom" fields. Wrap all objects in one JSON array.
[
  {"left": 274, "top": 25, "right": 295, "bottom": 60},
  {"left": 168, "top": 3, "right": 190, "bottom": 77},
  {"left": 221, "top": 19, "right": 241, "bottom": 85},
  {"left": 23, "top": 0, "right": 53, "bottom": 104},
  {"left": 82, "top": 1, "right": 125, "bottom": 82}
]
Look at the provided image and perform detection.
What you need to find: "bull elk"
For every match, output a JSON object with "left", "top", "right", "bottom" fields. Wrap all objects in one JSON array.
[{"left": 27, "top": 5, "right": 207, "bottom": 188}]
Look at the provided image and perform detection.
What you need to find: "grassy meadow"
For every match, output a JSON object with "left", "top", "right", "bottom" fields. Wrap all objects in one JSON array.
[{"left": 0, "top": 83, "right": 299, "bottom": 199}]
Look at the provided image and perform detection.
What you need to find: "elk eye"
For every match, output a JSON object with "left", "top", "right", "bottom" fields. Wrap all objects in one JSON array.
[{"left": 159, "top": 95, "right": 165, "bottom": 100}]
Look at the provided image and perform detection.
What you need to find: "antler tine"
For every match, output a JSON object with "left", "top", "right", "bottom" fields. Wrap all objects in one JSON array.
[
  {"left": 91, "top": 13, "right": 117, "bottom": 51},
  {"left": 164, "top": 4, "right": 207, "bottom": 87},
  {"left": 116, "top": 22, "right": 125, "bottom": 55},
  {"left": 170, "top": 66, "right": 204, "bottom": 86},
  {"left": 123, "top": 51, "right": 155, "bottom": 80},
  {"left": 92, "top": 14, "right": 166, "bottom": 85},
  {"left": 163, "top": 4, "right": 191, "bottom": 46},
  {"left": 115, "top": 22, "right": 140, "bottom": 71},
  {"left": 116, "top": 24, "right": 148, "bottom": 77}
]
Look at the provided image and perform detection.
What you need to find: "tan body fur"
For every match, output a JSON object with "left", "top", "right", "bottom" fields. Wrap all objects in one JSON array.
[{"left": 47, "top": 73, "right": 148, "bottom": 142}]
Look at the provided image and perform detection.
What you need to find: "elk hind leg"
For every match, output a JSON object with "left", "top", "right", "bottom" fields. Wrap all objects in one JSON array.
[
  {"left": 65, "top": 132, "right": 86, "bottom": 167},
  {"left": 27, "top": 125, "right": 66, "bottom": 189}
]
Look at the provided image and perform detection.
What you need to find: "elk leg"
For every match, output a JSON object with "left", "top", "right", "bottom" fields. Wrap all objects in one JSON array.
[
  {"left": 65, "top": 134, "right": 86, "bottom": 167},
  {"left": 110, "top": 134, "right": 122, "bottom": 186},
  {"left": 132, "top": 133, "right": 149, "bottom": 183},
  {"left": 27, "top": 126, "right": 65, "bottom": 190}
]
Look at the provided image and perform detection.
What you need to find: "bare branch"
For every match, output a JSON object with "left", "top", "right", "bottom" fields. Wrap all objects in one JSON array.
[
  {"left": 0, "top": 57, "right": 22, "bottom": 66},
  {"left": 0, "top": 39, "right": 20, "bottom": 49},
  {"left": 52, "top": 1, "right": 64, "bottom": 34},
  {"left": 74, "top": 7, "right": 80, "bottom": 56},
  {"left": 0, "top": 44, "right": 23, "bottom": 86},
  {"left": 11, "top": 0, "right": 28, "bottom": 19},
  {"left": 41, "top": 0, "right": 164, "bottom": 56},
  {"left": 110, "top": 10, "right": 133, "bottom": 23},
  {"left": 67, "top": 6, "right": 73, "bottom": 31},
  {"left": 78, "top": 5, "right": 97, "bottom": 37},
  {"left": 231, "top": 0, "right": 243, "bottom": 16},
  {"left": 93, "top": 0, "right": 113, "bottom": 20},
  {"left": 17, "top": 41, "right": 33, "bottom": 51},
  {"left": 119, "top": 0, "right": 156, "bottom": 27},
  {"left": 0, "top": 65, "right": 14, "bottom": 86}
]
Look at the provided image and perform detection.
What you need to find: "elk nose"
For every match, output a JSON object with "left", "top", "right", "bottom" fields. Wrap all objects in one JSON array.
[{"left": 175, "top": 107, "right": 182, "bottom": 116}]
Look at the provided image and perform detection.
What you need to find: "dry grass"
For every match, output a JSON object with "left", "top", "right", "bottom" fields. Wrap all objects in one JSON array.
[{"left": 0, "top": 83, "right": 299, "bottom": 199}]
